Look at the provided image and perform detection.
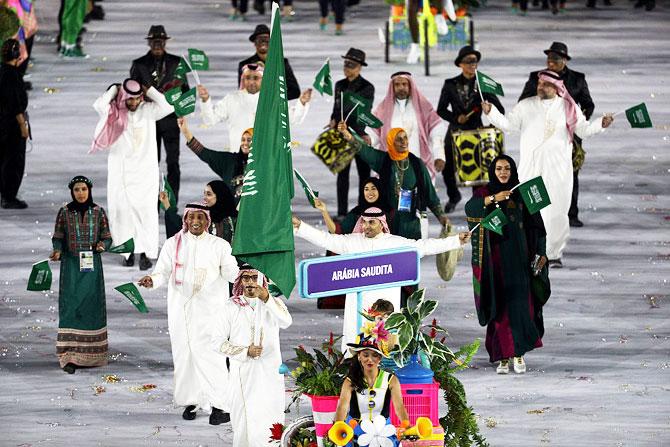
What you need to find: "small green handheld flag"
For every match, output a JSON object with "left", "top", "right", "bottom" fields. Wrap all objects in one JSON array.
[
  {"left": 27, "top": 260, "right": 52, "bottom": 291},
  {"left": 115, "top": 283, "right": 148, "bottom": 313},
  {"left": 188, "top": 48, "right": 209, "bottom": 71},
  {"left": 294, "top": 169, "right": 319, "bottom": 207},
  {"left": 477, "top": 71, "right": 504, "bottom": 97},
  {"left": 517, "top": 176, "right": 551, "bottom": 215},
  {"left": 164, "top": 86, "right": 183, "bottom": 105},
  {"left": 108, "top": 239, "right": 135, "bottom": 254},
  {"left": 356, "top": 108, "right": 383, "bottom": 129},
  {"left": 312, "top": 59, "right": 333, "bottom": 96},
  {"left": 625, "top": 103, "right": 652, "bottom": 128},
  {"left": 173, "top": 88, "right": 197, "bottom": 117},
  {"left": 175, "top": 57, "right": 192, "bottom": 81},
  {"left": 482, "top": 208, "right": 508, "bottom": 236},
  {"left": 343, "top": 91, "right": 372, "bottom": 111},
  {"left": 160, "top": 175, "right": 177, "bottom": 211}
]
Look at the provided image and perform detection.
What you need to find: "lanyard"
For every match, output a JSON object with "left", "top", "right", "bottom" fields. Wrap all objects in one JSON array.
[{"left": 74, "top": 208, "right": 94, "bottom": 250}]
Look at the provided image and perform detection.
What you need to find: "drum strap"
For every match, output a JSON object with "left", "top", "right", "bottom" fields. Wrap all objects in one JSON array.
[{"left": 381, "top": 153, "right": 427, "bottom": 212}]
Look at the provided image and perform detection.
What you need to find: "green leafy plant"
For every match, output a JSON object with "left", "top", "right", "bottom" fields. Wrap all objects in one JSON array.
[
  {"left": 0, "top": 6, "right": 20, "bottom": 42},
  {"left": 289, "top": 333, "right": 349, "bottom": 399}
]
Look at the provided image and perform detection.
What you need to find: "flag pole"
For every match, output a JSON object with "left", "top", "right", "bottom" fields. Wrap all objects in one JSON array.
[
  {"left": 475, "top": 70, "right": 484, "bottom": 103},
  {"left": 181, "top": 53, "right": 201, "bottom": 85},
  {"left": 469, "top": 222, "right": 481, "bottom": 233},
  {"left": 340, "top": 91, "right": 344, "bottom": 123},
  {"left": 344, "top": 102, "right": 360, "bottom": 123}
]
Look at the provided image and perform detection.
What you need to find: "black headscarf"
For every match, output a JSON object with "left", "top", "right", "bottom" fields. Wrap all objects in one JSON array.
[
  {"left": 67, "top": 175, "right": 95, "bottom": 215},
  {"left": 350, "top": 177, "right": 390, "bottom": 215},
  {"left": 486, "top": 154, "right": 520, "bottom": 195},
  {"left": 207, "top": 180, "right": 237, "bottom": 222}
]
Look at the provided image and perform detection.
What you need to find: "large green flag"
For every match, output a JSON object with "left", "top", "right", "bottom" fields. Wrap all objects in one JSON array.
[
  {"left": 173, "top": 88, "right": 197, "bottom": 117},
  {"left": 312, "top": 59, "right": 333, "bottom": 96},
  {"left": 27, "top": 260, "right": 52, "bottom": 291},
  {"left": 517, "top": 176, "right": 551, "bottom": 215},
  {"left": 625, "top": 103, "right": 652, "bottom": 128},
  {"left": 482, "top": 208, "right": 508, "bottom": 235},
  {"left": 232, "top": 4, "right": 296, "bottom": 298},
  {"left": 188, "top": 48, "right": 209, "bottom": 70},
  {"left": 477, "top": 71, "right": 504, "bottom": 97}
]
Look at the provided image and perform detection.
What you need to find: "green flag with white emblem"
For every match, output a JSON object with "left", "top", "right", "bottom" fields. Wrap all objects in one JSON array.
[
  {"left": 232, "top": 4, "right": 296, "bottom": 298},
  {"left": 188, "top": 48, "right": 209, "bottom": 71},
  {"left": 476, "top": 71, "right": 504, "bottom": 97},
  {"left": 625, "top": 103, "right": 652, "bottom": 128},
  {"left": 312, "top": 59, "right": 333, "bottom": 96},
  {"left": 173, "top": 88, "right": 197, "bottom": 117},
  {"left": 27, "top": 260, "right": 52, "bottom": 291},
  {"left": 482, "top": 208, "right": 508, "bottom": 235},
  {"left": 517, "top": 176, "right": 551, "bottom": 215},
  {"left": 115, "top": 283, "right": 148, "bottom": 313}
]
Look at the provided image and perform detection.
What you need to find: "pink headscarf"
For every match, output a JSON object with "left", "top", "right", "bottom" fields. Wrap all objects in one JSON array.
[
  {"left": 90, "top": 79, "right": 143, "bottom": 153},
  {"left": 231, "top": 265, "right": 269, "bottom": 307},
  {"left": 172, "top": 203, "right": 211, "bottom": 285},
  {"left": 352, "top": 207, "right": 390, "bottom": 235},
  {"left": 239, "top": 63, "right": 264, "bottom": 90},
  {"left": 373, "top": 73, "right": 443, "bottom": 178},
  {"left": 538, "top": 71, "right": 579, "bottom": 143}
]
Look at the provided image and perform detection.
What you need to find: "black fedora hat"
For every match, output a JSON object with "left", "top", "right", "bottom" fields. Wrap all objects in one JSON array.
[
  {"left": 543, "top": 42, "right": 571, "bottom": 60},
  {"left": 454, "top": 45, "right": 481, "bottom": 66},
  {"left": 145, "top": 25, "right": 170, "bottom": 40},
  {"left": 341, "top": 48, "right": 367, "bottom": 67},
  {"left": 249, "top": 24, "right": 271, "bottom": 42}
]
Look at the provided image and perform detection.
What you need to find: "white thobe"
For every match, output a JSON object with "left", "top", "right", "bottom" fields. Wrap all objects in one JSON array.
[
  {"left": 200, "top": 89, "right": 309, "bottom": 152},
  {"left": 295, "top": 222, "right": 462, "bottom": 351},
  {"left": 93, "top": 86, "right": 172, "bottom": 258},
  {"left": 149, "top": 231, "right": 239, "bottom": 411},
  {"left": 369, "top": 99, "right": 447, "bottom": 170},
  {"left": 212, "top": 294, "right": 292, "bottom": 447},
  {"left": 486, "top": 97, "right": 605, "bottom": 260}
]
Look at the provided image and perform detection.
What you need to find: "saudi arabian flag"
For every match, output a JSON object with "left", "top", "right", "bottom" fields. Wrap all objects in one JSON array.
[
  {"left": 357, "top": 108, "right": 383, "bottom": 129},
  {"left": 27, "top": 260, "right": 52, "bottom": 291},
  {"left": 108, "top": 238, "right": 134, "bottom": 254},
  {"left": 232, "top": 3, "right": 296, "bottom": 298},
  {"left": 477, "top": 71, "right": 504, "bottom": 97},
  {"left": 173, "top": 88, "right": 197, "bottom": 117},
  {"left": 517, "top": 176, "right": 551, "bottom": 214},
  {"left": 482, "top": 208, "right": 508, "bottom": 236},
  {"left": 164, "top": 86, "right": 183, "bottom": 105},
  {"left": 343, "top": 91, "right": 372, "bottom": 111},
  {"left": 115, "top": 283, "right": 148, "bottom": 313},
  {"left": 174, "top": 57, "right": 191, "bottom": 81},
  {"left": 312, "top": 59, "right": 333, "bottom": 96},
  {"left": 188, "top": 48, "right": 209, "bottom": 70},
  {"left": 294, "top": 168, "right": 318, "bottom": 207},
  {"left": 625, "top": 103, "right": 652, "bottom": 128},
  {"left": 160, "top": 174, "right": 177, "bottom": 211}
]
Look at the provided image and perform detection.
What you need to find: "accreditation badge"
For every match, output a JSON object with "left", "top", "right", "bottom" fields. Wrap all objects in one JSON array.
[
  {"left": 79, "top": 251, "right": 94, "bottom": 272},
  {"left": 398, "top": 188, "right": 413, "bottom": 212}
]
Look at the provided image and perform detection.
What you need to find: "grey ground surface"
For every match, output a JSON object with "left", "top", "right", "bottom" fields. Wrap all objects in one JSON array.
[{"left": 0, "top": 0, "right": 668, "bottom": 445}]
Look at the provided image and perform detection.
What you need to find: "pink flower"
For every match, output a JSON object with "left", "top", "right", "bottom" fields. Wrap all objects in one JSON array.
[{"left": 373, "top": 320, "right": 389, "bottom": 342}]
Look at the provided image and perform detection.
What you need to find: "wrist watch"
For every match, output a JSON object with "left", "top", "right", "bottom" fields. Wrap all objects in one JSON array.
[{"left": 488, "top": 194, "right": 495, "bottom": 203}]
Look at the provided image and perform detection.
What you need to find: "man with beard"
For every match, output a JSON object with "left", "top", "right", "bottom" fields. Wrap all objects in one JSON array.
[
  {"left": 130, "top": 25, "right": 189, "bottom": 202},
  {"left": 237, "top": 24, "right": 300, "bottom": 100},
  {"left": 197, "top": 63, "right": 311, "bottom": 152},
  {"left": 139, "top": 204, "right": 239, "bottom": 424},
  {"left": 91, "top": 78, "right": 173, "bottom": 270},
  {"left": 518, "top": 42, "right": 594, "bottom": 228},
  {"left": 212, "top": 265, "right": 292, "bottom": 446}
]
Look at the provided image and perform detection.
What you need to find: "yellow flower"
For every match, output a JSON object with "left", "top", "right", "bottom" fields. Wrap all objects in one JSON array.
[{"left": 361, "top": 321, "right": 375, "bottom": 337}]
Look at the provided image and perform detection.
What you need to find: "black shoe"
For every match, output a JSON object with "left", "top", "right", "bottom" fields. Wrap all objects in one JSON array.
[
  {"left": 645, "top": 0, "right": 655, "bottom": 10},
  {"left": 182, "top": 405, "right": 197, "bottom": 420},
  {"left": 123, "top": 253, "right": 135, "bottom": 267},
  {"left": 569, "top": 218, "right": 584, "bottom": 227},
  {"left": 24, "top": 81, "right": 32, "bottom": 91},
  {"left": 63, "top": 363, "right": 76, "bottom": 374},
  {"left": 1, "top": 199, "right": 28, "bottom": 209},
  {"left": 548, "top": 259, "right": 563, "bottom": 268},
  {"left": 634, "top": 0, "right": 644, "bottom": 7},
  {"left": 209, "top": 408, "right": 230, "bottom": 425},
  {"left": 139, "top": 253, "right": 152, "bottom": 271},
  {"left": 444, "top": 200, "right": 460, "bottom": 214}
]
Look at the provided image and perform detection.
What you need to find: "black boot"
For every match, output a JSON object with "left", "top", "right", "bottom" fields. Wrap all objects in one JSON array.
[
  {"left": 139, "top": 253, "right": 152, "bottom": 271},
  {"left": 63, "top": 363, "right": 76, "bottom": 374},
  {"left": 123, "top": 253, "right": 135, "bottom": 267},
  {"left": 209, "top": 407, "right": 230, "bottom": 425},
  {"left": 182, "top": 405, "right": 197, "bottom": 420}
]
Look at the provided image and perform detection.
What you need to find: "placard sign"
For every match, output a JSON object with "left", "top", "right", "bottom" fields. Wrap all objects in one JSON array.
[{"left": 298, "top": 248, "right": 420, "bottom": 298}]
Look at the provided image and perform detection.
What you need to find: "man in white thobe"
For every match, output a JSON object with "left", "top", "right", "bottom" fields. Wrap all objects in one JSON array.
[
  {"left": 370, "top": 71, "right": 446, "bottom": 181},
  {"left": 196, "top": 63, "right": 312, "bottom": 152},
  {"left": 91, "top": 78, "right": 173, "bottom": 270},
  {"left": 212, "top": 265, "right": 292, "bottom": 447},
  {"left": 293, "top": 207, "right": 469, "bottom": 352},
  {"left": 483, "top": 71, "right": 613, "bottom": 267},
  {"left": 138, "top": 203, "right": 239, "bottom": 424}
]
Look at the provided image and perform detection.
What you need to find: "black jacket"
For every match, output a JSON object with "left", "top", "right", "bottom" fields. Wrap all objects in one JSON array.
[
  {"left": 237, "top": 54, "right": 300, "bottom": 100},
  {"left": 518, "top": 67, "right": 594, "bottom": 119},
  {"left": 0, "top": 64, "right": 27, "bottom": 134},
  {"left": 130, "top": 52, "right": 190, "bottom": 122},
  {"left": 331, "top": 75, "right": 375, "bottom": 136},
  {"left": 437, "top": 74, "right": 504, "bottom": 134}
]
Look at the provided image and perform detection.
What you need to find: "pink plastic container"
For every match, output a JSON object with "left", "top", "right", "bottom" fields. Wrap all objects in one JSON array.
[
  {"left": 307, "top": 394, "right": 340, "bottom": 447},
  {"left": 389, "top": 380, "right": 440, "bottom": 426}
]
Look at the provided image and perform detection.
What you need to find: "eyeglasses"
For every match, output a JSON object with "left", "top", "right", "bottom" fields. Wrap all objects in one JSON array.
[
  {"left": 461, "top": 58, "right": 478, "bottom": 65},
  {"left": 546, "top": 54, "right": 563, "bottom": 61},
  {"left": 344, "top": 60, "right": 359, "bottom": 69},
  {"left": 255, "top": 37, "right": 270, "bottom": 45}
]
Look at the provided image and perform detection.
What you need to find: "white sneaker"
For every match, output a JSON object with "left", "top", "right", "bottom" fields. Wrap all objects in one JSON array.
[
  {"left": 406, "top": 43, "right": 421, "bottom": 64},
  {"left": 435, "top": 14, "right": 449, "bottom": 36},
  {"left": 513, "top": 356, "right": 526, "bottom": 374},
  {"left": 496, "top": 359, "right": 509, "bottom": 374}
]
